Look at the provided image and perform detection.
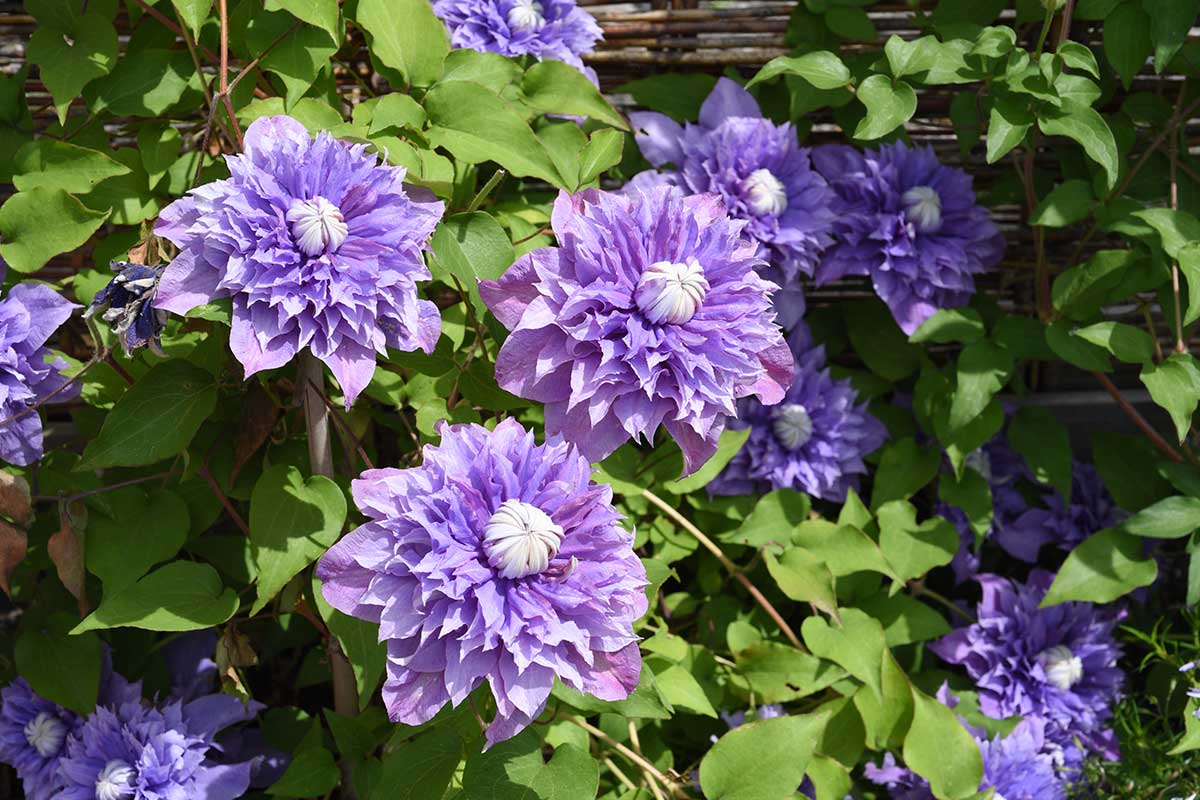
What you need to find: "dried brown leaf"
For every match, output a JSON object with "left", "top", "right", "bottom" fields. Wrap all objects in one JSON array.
[
  {"left": 0, "top": 472, "right": 32, "bottom": 525},
  {"left": 0, "top": 521, "right": 27, "bottom": 598},
  {"left": 229, "top": 384, "right": 279, "bottom": 486}
]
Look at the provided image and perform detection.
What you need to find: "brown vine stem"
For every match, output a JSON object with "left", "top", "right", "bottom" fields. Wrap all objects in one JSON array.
[
  {"left": 568, "top": 717, "right": 689, "bottom": 799},
  {"left": 641, "top": 488, "right": 805, "bottom": 652},
  {"left": 628, "top": 720, "right": 666, "bottom": 800},
  {"left": 196, "top": 464, "right": 250, "bottom": 536},
  {"left": 33, "top": 470, "right": 178, "bottom": 504},
  {"left": 1092, "top": 371, "right": 1187, "bottom": 464}
]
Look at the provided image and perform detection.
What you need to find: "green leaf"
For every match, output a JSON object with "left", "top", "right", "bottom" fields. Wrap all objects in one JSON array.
[
  {"left": 939, "top": 468, "right": 993, "bottom": 543},
  {"left": 764, "top": 546, "right": 837, "bottom": 617},
  {"left": 908, "top": 308, "right": 985, "bottom": 344},
  {"left": 1146, "top": 0, "right": 1199, "bottom": 71},
  {"left": 653, "top": 664, "right": 718, "bottom": 717},
  {"left": 1104, "top": 1, "right": 1152, "bottom": 88},
  {"left": 1121, "top": 495, "right": 1200, "bottom": 538},
  {"left": 1030, "top": 179, "right": 1094, "bottom": 227},
  {"left": 74, "top": 561, "right": 239, "bottom": 632},
  {"left": 857, "top": 592, "right": 951, "bottom": 647},
  {"left": 1041, "top": 527, "right": 1158, "bottom": 605},
  {"left": 853, "top": 75, "right": 916, "bottom": 140},
  {"left": 463, "top": 730, "right": 599, "bottom": 800},
  {"left": 903, "top": 687, "right": 984, "bottom": 799},
  {"left": 246, "top": 12, "right": 338, "bottom": 109},
  {"left": 16, "top": 613, "right": 101, "bottom": 714},
  {"left": 138, "top": 122, "right": 181, "bottom": 187},
  {"left": 986, "top": 94, "right": 1033, "bottom": 164},
  {"left": 25, "top": 11, "right": 117, "bottom": 123},
  {"left": 853, "top": 650, "right": 913, "bottom": 750},
  {"left": 949, "top": 341, "right": 1012, "bottom": 430},
  {"left": 577, "top": 129, "right": 624, "bottom": 186},
  {"left": 1177, "top": 243, "right": 1200, "bottom": 326},
  {"left": 792, "top": 520, "right": 894, "bottom": 579},
  {"left": 1052, "top": 249, "right": 1141, "bottom": 320},
  {"left": 825, "top": 6, "right": 876, "bottom": 40},
  {"left": 250, "top": 465, "right": 347, "bottom": 615},
  {"left": 12, "top": 140, "right": 129, "bottom": 194},
  {"left": 86, "top": 489, "right": 189, "bottom": 592},
  {"left": 733, "top": 642, "right": 845, "bottom": 704},
  {"left": 425, "top": 81, "right": 564, "bottom": 186},
  {"left": 1092, "top": 431, "right": 1173, "bottom": 510},
  {"left": 699, "top": 712, "right": 830, "bottom": 800},
  {"left": 665, "top": 428, "right": 751, "bottom": 493},
  {"left": 1057, "top": 41, "right": 1101, "bottom": 78},
  {"left": 1071, "top": 321, "right": 1155, "bottom": 363},
  {"left": 802, "top": 610, "right": 887, "bottom": 699},
  {"left": 746, "top": 51, "right": 850, "bottom": 90},
  {"left": 170, "top": 0, "right": 212, "bottom": 34},
  {"left": 877, "top": 501, "right": 959, "bottom": 584},
  {"left": 871, "top": 438, "right": 941, "bottom": 510},
  {"left": 1037, "top": 100, "right": 1120, "bottom": 190},
  {"left": 1169, "top": 698, "right": 1200, "bottom": 754},
  {"left": 372, "top": 728, "right": 464, "bottom": 800},
  {"left": 552, "top": 667, "right": 673, "bottom": 720},
  {"left": 79, "top": 361, "right": 217, "bottom": 469},
  {"left": 617, "top": 73, "right": 717, "bottom": 123},
  {"left": 884, "top": 35, "right": 943, "bottom": 79},
  {"left": 356, "top": 0, "right": 448, "bottom": 87},
  {"left": 522, "top": 60, "right": 628, "bottom": 130},
  {"left": 1140, "top": 353, "right": 1200, "bottom": 442},
  {"left": 1046, "top": 320, "right": 1113, "bottom": 372},
  {"left": 844, "top": 300, "right": 921, "bottom": 381},
  {"left": 719, "top": 489, "right": 811, "bottom": 548},
  {"left": 268, "top": 747, "right": 340, "bottom": 797},
  {"left": 1133, "top": 207, "right": 1200, "bottom": 258},
  {"left": 1007, "top": 406, "right": 1073, "bottom": 501},
  {"left": 367, "top": 93, "right": 426, "bottom": 134},
  {"left": 265, "top": 0, "right": 340, "bottom": 43},
  {"left": 85, "top": 50, "right": 194, "bottom": 116},
  {"left": 312, "top": 574, "right": 387, "bottom": 710},
  {"left": 0, "top": 186, "right": 108, "bottom": 273}
]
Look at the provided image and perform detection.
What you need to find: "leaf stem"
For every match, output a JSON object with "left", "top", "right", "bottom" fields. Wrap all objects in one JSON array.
[
  {"left": 568, "top": 717, "right": 689, "bottom": 799},
  {"left": 641, "top": 488, "right": 805, "bottom": 652},
  {"left": 1092, "top": 370, "right": 1187, "bottom": 464}
]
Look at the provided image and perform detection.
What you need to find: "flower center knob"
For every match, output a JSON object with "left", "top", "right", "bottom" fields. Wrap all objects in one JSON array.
[
  {"left": 23, "top": 711, "right": 66, "bottom": 758},
  {"left": 483, "top": 500, "right": 565, "bottom": 579},
  {"left": 772, "top": 403, "right": 814, "bottom": 450},
  {"left": 1037, "top": 645, "right": 1084, "bottom": 690},
  {"left": 743, "top": 168, "right": 789, "bottom": 217},
  {"left": 287, "top": 196, "right": 348, "bottom": 256},
  {"left": 95, "top": 759, "right": 136, "bottom": 800},
  {"left": 902, "top": 185, "right": 942, "bottom": 232},
  {"left": 507, "top": 0, "right": 545, "bottom": 30},
  {"left": 634, "top": 258, "right": 709, "bottom": 325}
]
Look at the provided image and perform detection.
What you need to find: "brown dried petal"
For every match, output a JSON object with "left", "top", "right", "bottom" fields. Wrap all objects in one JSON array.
[
  {"left": 0, "top": 472, "right": 32, "bottom": 526},
  {"left": 0, "top": 521, "right": 27, "bottom": 598}
]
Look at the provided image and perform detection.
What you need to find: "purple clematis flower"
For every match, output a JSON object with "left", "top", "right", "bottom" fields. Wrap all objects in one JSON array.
[
  {"left": 930, "top": 569, "right": 1124, "bottom": 765},
  {"left": 433, "top": 0, "right": 603, "bottom": 82},
  {"left": 479, "top": 186, "right": 792, "bottom": 474},
  {"left": 154, "top": 115, "right": 444, "bottom": 407},
  {"left": 628, "top": 78, "right": 837, "bottom": 326},
  {"left": 317, "top": 419, "right": 648, "bottom": 746},
  {"left": 710, "top": 324, "right": 887, "bottom": 502},
  {"left": 85, "top": 262, "right": 168, "bottom": 357},
  {"left": 0, "top": 283, "right": 80, "bottom": 465},
  {"left": 994, "top": 462, "right": 1123, "bottom": 563},
  {"left": 0, "top": 678, "right": 83, "bottom": 800},
  {"left": 812, "top": 142, "right": 1004, "bottom": 335}
]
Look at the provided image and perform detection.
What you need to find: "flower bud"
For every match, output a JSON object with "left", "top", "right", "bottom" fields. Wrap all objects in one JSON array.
[
  {"left": 634, "top": 258, "right": 709, "bottom": 325},
  {"left": 483, "top": 500, "right": 565, "bottom": 579},
  {"left": 287, "top": 196, "right": 349, "bottom": 256}
]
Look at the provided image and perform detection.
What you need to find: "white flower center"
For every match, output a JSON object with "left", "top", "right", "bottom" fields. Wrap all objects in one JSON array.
[
  {"left": 507, "top": 0, "right": 544, "bottom": 30},
  {"left": 483, "top": 500, "right": 565, "bottom": 579},
  {"left": 287, "top": 196, "right": 348, "bottom": 257},
  {"left": 23, "top": 712, "right": 66, "bottom": 758},
  {"left": 743, "top": 168, "right": 788, "bottom": 217},
  {"left": 95, "top": 759, "right": 135, "bottom": 800},
  {"left": 902, "top": 185, "right": 942, "bottom": 232},
  {"left": 1038, "top": 645, "right": 1084, "bottom": 690},
  {"left": 965, "top": 448, "right": 992, "bottom": 483},
  {"left": 634, "top": 258, "right": 709, "bottom": 325},
  {"left": 771, "top": 403, "right": 814, "bottom": 450}
]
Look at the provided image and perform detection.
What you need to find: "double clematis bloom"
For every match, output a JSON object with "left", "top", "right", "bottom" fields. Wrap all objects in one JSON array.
[
  {"left": 479, "top": 186, "right": 793, "bottom": 474},
  {"left": 628, "top": 78, "right": 837, "bottom": 325},
  {"left": 930, "top": 570, "right": 1125, "bottom": 766},
  {"left": 813, "top": 142, "right": 1004, "bottom": 335},
  {"left": 433, "top": 0, "right": 603, "bottom": 82},
  {"left": 154, "top": 115, "right": 444, "bottom": 407},
  {"left": 710, "top": 325, "right": 887, "bottom": 502},
  {"left": 0, "top": 679, "right": 82, "bottom": 800},
  {"left": 0, "top": 282, "right": 79, "bottom": 466},
  {"left": 317, "top": 420, "right": 648, "bottom": 745}
]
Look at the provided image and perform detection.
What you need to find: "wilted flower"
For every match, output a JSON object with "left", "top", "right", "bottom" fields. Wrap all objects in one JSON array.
[
  {"left": 0, "top": 679, "right": 82, "bottom": 800},
  {"left": 479, "top": 186, "right": 792, "bottom": 474},
  {"left": 85, "top": 262, "right": 167, "bottom": 356},
  {"left": 994, "top": 462, "right": 1123, "bottom": 562},
  {"left": 812, "top": 143, "right": 1004, "bottom": 335},
  {"left": 628, "top": 78, "right": 837, "bottom": 325},
  {"left": 710, "top": 325, "right": 887, "bottom": 502},
  {"left": 154, "top": 115, "right": 444, "bottom": 406},
  {"left": 433, "top": 0, "right": 603, "bottom": 81},
  {"left": 930, "top": 570, "right": 1124, "bottom": 765},
  {"left": 57, "top": 692, "right": 261, "bottom": 800},
  {"left": 317, "top": 420, "right": 648, "bottom": 745},
  {"left": 865, "top": 718, "right": 1065, "bottom": 800},
  {"left": 0, "top": 283, "right": 80, "bottom": 466}
]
